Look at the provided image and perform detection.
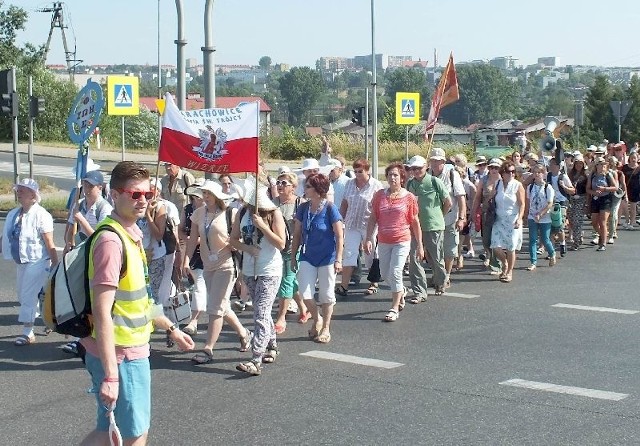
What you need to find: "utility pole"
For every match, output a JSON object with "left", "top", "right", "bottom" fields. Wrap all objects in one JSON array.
[
  {"left": 365, "top": 88, "right": 369, "bottom": 160},
  {"left": 174, "top": 0, "right": 187, "bottom": 110},
  {"left": 370, "top": 0, "right": 379, "bottom": 179},
  {"left": 38, "top": 2, "right": 83, "bottom": 81}
]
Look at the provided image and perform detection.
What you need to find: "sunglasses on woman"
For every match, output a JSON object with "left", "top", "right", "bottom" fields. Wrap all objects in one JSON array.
[
  {"left": 276, "top": 180, "right": 292, "bottom": 186},
  {"left": 117, "top": 189, "right": 154, "bottom": 200}
]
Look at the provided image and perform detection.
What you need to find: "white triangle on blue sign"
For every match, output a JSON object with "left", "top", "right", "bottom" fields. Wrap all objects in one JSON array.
[{"left": 115, "top": 85, "right": 132, "bottom": 105}]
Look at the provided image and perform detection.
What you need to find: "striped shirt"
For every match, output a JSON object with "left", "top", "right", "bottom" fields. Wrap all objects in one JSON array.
[{"left": 342, "top": 177, "right": 383, "bottom": 230}]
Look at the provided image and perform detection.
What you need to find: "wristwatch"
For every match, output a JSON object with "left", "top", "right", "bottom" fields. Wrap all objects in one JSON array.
[{"left": 166, "top": 323, "right": 178, "bottom": 335}]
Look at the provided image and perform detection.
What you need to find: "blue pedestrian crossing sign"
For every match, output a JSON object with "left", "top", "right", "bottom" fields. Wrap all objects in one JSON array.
[
  {"left": 395, "top": 92, "right": 420, "bottom": 125},
  {"left": 114, "top": 84, "right": 133, "bottom": 107}
]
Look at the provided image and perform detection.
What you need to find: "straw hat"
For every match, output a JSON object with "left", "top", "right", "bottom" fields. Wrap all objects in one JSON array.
[{"left": 198, "top": 180, "right": 233, "bottom": 200}]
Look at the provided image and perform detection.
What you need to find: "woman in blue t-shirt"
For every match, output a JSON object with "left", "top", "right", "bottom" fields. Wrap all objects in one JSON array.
[{"left": 290, "top": 173, "right": 343, "bottom": 344}]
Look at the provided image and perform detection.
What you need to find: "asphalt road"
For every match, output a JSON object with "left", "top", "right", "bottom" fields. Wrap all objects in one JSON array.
[{"left": 1, "top": 221, "right": 640, "bottom": 444}]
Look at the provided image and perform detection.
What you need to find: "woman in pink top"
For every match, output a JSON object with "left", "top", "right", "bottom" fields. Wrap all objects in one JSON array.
[{"left": 365, "top": 163, "right": 423, "bottom": 322}]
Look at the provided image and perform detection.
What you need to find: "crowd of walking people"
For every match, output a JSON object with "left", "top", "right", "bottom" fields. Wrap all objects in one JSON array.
[
  {"left": 3, "top": 138, "right": 639, "bottom": 444},
  {"left": 3, "top": 140, "right": 639, "bottom": 372}
]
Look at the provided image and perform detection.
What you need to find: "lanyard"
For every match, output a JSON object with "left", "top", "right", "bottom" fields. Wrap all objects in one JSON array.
[{"left": 203, "top": 206, "right": 215, "bottom": 253}]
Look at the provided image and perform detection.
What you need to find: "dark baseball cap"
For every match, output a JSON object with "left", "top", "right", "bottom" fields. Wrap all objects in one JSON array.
[{"left": 83, "top": 170, "right": 104, "bottom": 186}]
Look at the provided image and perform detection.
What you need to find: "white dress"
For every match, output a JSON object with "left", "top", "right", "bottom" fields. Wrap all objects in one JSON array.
[{"left": 490, "top": 179, "right": 523, "bottom": 251}]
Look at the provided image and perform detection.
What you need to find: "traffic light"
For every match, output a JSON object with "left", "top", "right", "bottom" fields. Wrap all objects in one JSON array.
[
  {"left": 1, "top": 91, "right": 18, "bottom": 117},
  {"left": 351, "top": 106, "right": 365, "bottom": 126},
  {"left": 29, "top": 96, "right": 45, "bottom": 118}
]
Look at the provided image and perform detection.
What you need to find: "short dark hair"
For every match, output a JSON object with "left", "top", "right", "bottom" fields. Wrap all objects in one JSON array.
[
  {"left": 305, "top": 173, "right": 330, "bottom": 198},
  {"left": 110, "top": 161, "right": 149, "bottom": 190}
]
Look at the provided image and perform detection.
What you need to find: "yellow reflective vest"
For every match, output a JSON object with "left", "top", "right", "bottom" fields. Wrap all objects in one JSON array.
[{"left": 88, "top": 217, "right": 154, "bottom": 346}]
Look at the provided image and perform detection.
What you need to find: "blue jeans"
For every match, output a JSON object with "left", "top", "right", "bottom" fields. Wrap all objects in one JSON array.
[{"left": 528, "top": 219, "right": 555, "bottom": 264}]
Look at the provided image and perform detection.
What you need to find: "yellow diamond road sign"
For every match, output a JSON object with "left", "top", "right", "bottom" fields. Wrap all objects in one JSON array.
[
  {"left": 107, "top": 75, "right": 140, "bottom": 116},
  {"left": 395, "top": 92, "right": 420, "bottom": 125}
]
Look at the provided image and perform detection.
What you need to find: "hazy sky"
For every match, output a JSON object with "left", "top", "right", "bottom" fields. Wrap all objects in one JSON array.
[{"left": 14, "top": 0, "right": 640, "bottom": 68}]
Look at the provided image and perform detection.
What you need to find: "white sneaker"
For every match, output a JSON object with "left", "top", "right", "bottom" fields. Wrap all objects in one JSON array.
[
  {"left": 463, "top": 251, "right": 475, "bottom": 258},
  {"left": 591, "top": 237, "right": 599, "bottom": 245},
  {"left": 607, "top": 237, "right": 614, "bottom": 244},
  {"left": 596, "top": 245, "right": 606, "bottom": 252}
]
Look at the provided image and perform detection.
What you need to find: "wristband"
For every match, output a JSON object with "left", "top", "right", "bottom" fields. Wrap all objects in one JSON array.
[
  {"left": 103, "top": 377, "right": 119, "bottom": 383},
  {"left": 166, "top": 323, "right": 179, "bottom": 334}
]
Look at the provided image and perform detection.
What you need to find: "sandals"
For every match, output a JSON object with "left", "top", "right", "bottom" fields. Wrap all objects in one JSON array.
[
  {"left": 14, "top": 334, "right": 35, "bottom": 346},
  {"left": 182, "top": 324, "right": 198, "bottom": 336},
  {"left": 434, "top": 286, "right": 445, "bottom": 296},
  {"left": 191, "top": 349, "right": 214, "bottom": 364},
  {"left": 274, "top": 323, "right": 286, "bottom": 335},
  {"left": 308, "top": 327, "right": 319, "bottom": 340},
  {"left": 399, "top": 287, "right": 407, "bottom": 311},
  {"left": 262, "top": 345, "right": 279, "bottom": 364},
  {"left": 298, "top": 311, "right": 312, "bottom": 324},
  {"left": 408, "top": 296, "right": 427, "bottom": 304},
  {"left": 239, "top": 330, "right": 253, "bottom": 352},
  {"left": 500, "top": 273, "right": 513, "bottom": 283},
  {"left": 365, "top": 284, "right": 379, "bottom": 295},
  {"left": 315, "top": 330, "right": 331, "bottom": 344},
  {"left": 335, "top": 284, "right": 349, "bottom": 297},
  {"left": 236, "top": 360, "right": 262, "bottom": 376},
  {"left": 384, "top": 309, "right": 399, "bottom": 322}
]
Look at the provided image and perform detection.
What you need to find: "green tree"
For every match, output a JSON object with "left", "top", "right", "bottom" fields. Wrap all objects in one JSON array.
[
  {"left": 384, "top": 68, "right": 431, "bottom": 118},
  {"left": 440, "top": 64, "right": 519, "bottom": 126},
  {"left": 0, "top": 1, "right": 28, "bottom": 66},
  {"left": 623, "top": 75, "right": 640, "bottom": 145},
  {"left": 99, "top": 108, "right": 159, "bottom": 149},
  {"left": 278, "top": 67, "right": 325, "bottom": 127},
  {"left": 258, "top": 56, "right": 272, "bottom": 71},
  {"left": 581, "top": 75, "right": 616, "bottom": 144},
  {"left": 379, "top": 105, "right": 405, "bottom": 143}
]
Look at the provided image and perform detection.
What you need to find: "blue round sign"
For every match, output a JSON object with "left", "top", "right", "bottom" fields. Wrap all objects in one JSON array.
[{"left": 67, "top": 79, "right": 105, "bottom": 145}]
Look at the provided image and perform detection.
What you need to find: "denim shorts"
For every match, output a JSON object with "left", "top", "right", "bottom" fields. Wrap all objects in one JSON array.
[{"left": 85, "top": 352, "right": 151, "bottom": 439}]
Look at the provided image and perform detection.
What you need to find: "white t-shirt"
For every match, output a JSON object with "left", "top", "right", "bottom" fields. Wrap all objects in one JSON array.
[
  {"left": 527, "top": 182, "right": 555, "bottom": 224},
  {"left": 434, "top": 164, "right": 466, "bottom": 226},
  {"left": 549, "top": 172, "right": 573, "bottom": 203}
]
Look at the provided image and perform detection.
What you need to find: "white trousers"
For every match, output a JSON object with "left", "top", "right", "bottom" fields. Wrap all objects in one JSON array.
[{"left": 16, "top": 259, "right": 48, "bottom": 324}]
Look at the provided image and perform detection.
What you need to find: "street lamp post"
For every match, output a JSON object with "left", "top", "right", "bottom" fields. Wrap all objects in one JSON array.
[{"left": 370, "top": 0, "right": 378, "bottom": 179}]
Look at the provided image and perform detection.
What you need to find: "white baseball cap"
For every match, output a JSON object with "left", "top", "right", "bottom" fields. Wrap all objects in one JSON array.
[{"left": 407, "top": 155, "right": 427, "bottom": 168}]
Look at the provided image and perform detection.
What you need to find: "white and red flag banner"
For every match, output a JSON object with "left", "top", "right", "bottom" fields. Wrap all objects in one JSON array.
[
  {"left": 425, "top": 52, "right": 460, "bottom": 134},
  {"left": 158, "top": 93, "right": 259, "bottom": 174}
]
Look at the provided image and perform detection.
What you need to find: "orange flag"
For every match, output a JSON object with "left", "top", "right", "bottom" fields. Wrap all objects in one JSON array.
[{"left": 425, "top": 52, "right": 459, "bottom": 134}]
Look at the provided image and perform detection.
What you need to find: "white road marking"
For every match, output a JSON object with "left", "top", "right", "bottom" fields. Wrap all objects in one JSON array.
[
  {"left": 440, "top": 291, "right": 480, "bottom": 299},
  {"left": 300, "top": 350, "right": 404, "bottom": 369},
  {"left": 0, "top": 161, "right": 75, "bottom": 179},
  {"left": 552, "top": 303, "right": 639, "bottom": 315},
  {"left": 499, "top": 378, "right": 628, "bottom": 401}
]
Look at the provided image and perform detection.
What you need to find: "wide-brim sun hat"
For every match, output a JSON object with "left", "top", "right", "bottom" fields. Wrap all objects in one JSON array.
[
  {"left": 184, "top": 178, "right": 205, "bottom": 198},
  {"left": 475, "top": 156, "right": 487, "bottom": 166},
  {"left": 300, "top": 158, "right": 320, "bottom": 171},
  {"left": 198, "top": 179, "right": 233, "bottom": 200},
  {"left": 14, "top": 178, "right": 41, "bottom": 203},
  {"left": 237, "top": 177, "right": 277, "bottom": 211}
]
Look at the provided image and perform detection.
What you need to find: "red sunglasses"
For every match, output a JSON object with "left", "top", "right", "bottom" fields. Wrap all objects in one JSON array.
[{"left": 117, "top": 189, "right": 154, "bottom": 200}]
